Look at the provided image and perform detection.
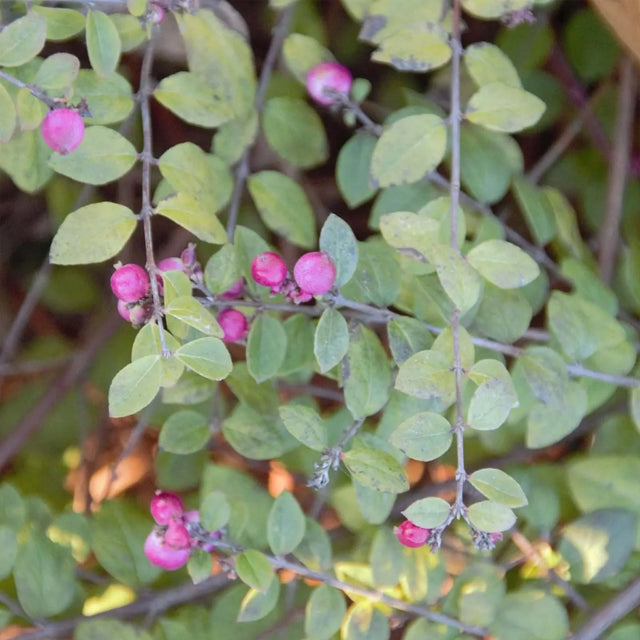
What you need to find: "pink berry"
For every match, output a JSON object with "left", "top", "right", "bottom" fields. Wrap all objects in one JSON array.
[
  {"left": 217, "top": 309, "right": 248, "bottom": 342},
  {"left": 150, "top": 491, "right": 184, "bottom": 525},
  {"left": 490, "top": 532, "right": 503, "bottom": 544},
  {"left": 157, "top": 257, "right": 184, "bottom": 272},
  {"left": 306, "top": 62, "right": 353, "bottom": 106},
  {"left": 394, "top": 520, "right": 430, "bottom": 548},
  {"left": 251, "top": 252, "right": 287, "bottom": 288},
  {"left": 129, "top": 304, "right": 149, "bottom": 326},
  {"left": 144, "top": 530, "right": 190, "bottom": 570},
  {"left": 293, "top": 252, "right": 336, "bottom": 295},
  {"left": 149, "top": 3, "right": 164, "bottom": 24},
  {"left": 221, "top": 277, "right": 244, "bottom": 300},
  {"left": 41, "top": 108, "right": 85, "bottom": 154},
  {"left": 165, "top": 521, "right": 191, "bottom": 549},
  {"left": 117, "top": 300, "right": 131, "bottom": 321},
  {"left": 111, "top": 264, "right": 150, "bottom": 303}
]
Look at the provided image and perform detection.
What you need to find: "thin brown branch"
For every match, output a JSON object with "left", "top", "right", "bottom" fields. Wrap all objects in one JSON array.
[{"left": 598, "top": 57, "right": 637, "bottom": 283}]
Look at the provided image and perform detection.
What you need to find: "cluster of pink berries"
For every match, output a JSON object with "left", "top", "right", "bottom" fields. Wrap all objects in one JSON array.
[
  {"left": 250, "top": 251, "right": 337, "bottom": 304},
  {"left": 306, "top": 62, "right": 353, "bottom": 106},
  {"left": 144, "top": 491, "right": 221, "bottom": 571},
  {"left": 41, "top": 108, "right": 85, "bottom": 155},
  {"left": 216, "top": 278, "right": 249, "bottom": 343}
]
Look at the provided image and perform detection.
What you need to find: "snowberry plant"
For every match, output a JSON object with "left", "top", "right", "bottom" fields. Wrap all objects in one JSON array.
[{"left": 1, "top": 1, "right": 639, "bottom": 640}]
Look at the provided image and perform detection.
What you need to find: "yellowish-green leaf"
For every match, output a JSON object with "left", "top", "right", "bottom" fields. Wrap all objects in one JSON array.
[
  {"left": 372, "top": 25, "right": 451, "bottom": 72},
  {"left": 371, "top": 114, "right": 447, "bottom": 187},
  {"left": 0, "top": 12, "right": 46, "bottom": 67},
  {"left": 72, "top": 70, "right": 134, "bottom": 126},
  {"left": 464, "top": 42, "right": 521, "bottom": 88},
  {"left": 0, "top": 84, "right": 16, "bottom": 142},
  {"left": 34, "top": 53, "right": 80, "bottom": 94},
  {"left": 33, "top": 7, "right": 85, "bottom": 42},
  {"left": 156, "top": 193, "right": 227, "bottom": 244},
  {"left": 50, "top": 202, "right": 137, "bottom": 265},
  {"left": 430, "top": 244, "right": 482, "bottom": 312},
  {"left": 402, "top": 497, "right": 450, "bottom": 528},
  {"left": 86, "top": 11, "right": 121, "bottom": 76},
  {"left": 467, "top": 239, "right": 539, "bottom": 289},
  {"left": 175, "top": 337, "right": 232, "bottom": 381},
  {"left": 462, "top": 0, "right": 529, "bottom": 20},
  {"left": 165, "top": 296, "right": 223, "bottom": 337},
  {"left": 283, "top": 33, "right": 334, "bottom": 83},
  {"left": 108, "top": 355, "right": 162, "bottom": 418},
  {"left": 466, "top": 82, "right": 545, "bottom": 133},
  {"left": 469, "top": 469, "right": 528, "bottom": 508},
  {"left": 467, "top": 501, "right": 516, "bottom": 532}
]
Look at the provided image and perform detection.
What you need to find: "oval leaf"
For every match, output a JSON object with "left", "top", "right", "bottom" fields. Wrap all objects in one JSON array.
[
  {"left": 156, "top": 192, "right": 227, "bottom": 244},
  {"left": 469, "top": 469, "right": 528, "bottom": 508},
  {"left": 236, "top": 550, "right": 275, "bottom": 592},
  {"left": 247, "top": 315, "right": 287, "bottom": 383},
  {"left": 86, "top": 10, "right": 121, "bottom": 76},
  {"left": 0, "top": 12, "right": 46, "bottom": 67},
  {"left": 342, "top": 448, "right": 408, "bottom": 494},
  {"left": 279, "top": 405, "right": 327, "bottom": 451},
  {"left": 467, "top": 239, "right": 540, "bottom": 289},
  {"left": 402, "top": 496, "right": 450, "bottom": 528},
  {"left": 389, "top": 412, "right": 453, "bottom": 461},
  {"left": 165, "top": 296, "right": 223, "bottom": 336},
  {"left": 320, "top": 213, "right": 359, "bottom": 287},
  {"left": 175, "top": 337, "right": 232, "bottom": 381},
  {"left": 314, "top": 307, "right": 349, "bottom": 373},
  {"left": 267, "top": 491, "right": 306, "bottom": 556},
  {"left": 108, "top": 355, "right": 162, "bottom": 417},
  {"left": 159, "top": 409, "right": 210, "bottom": 455},
  {"left": 467, "top": 500, "right": 516, "bottom": 532}
]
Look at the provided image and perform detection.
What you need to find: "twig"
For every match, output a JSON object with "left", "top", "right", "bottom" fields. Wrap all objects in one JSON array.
[
  {"left": 226, "top": 4, "right": 295, "bottom": 241},
  {"left": 138, "top": 36, "right": 169, "bottom": 357},
  {"left": 8, "top": 574, "right": 230, "bottom": 640},
  {"left": 598, "top": 57, "right": 637, "bottom": 284},
  {"left": 571, "top": 574, "right": 640, "bottom": 640},
  {"left": 0, "top": 68, "right": 57, "bottom": 109},
  {"left": 447, "top": 0, "right": 467, "bottom": 525},
  {"left": 0, "top": 313, "right": 121, "bottom": 472}
]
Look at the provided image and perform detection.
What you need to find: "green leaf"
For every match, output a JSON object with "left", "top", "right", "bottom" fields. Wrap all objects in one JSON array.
[
  {"left": 469, "top": 469, "right": 528, "bottom": 508},
  {"left": 48, "top": 125, "right": 137, "bottom": 185},
  {"left": 247, "top": 315, "right": 287, "bottom": 383},
  {"left": 213, "top": 111, "right": 258, "bottom": 165},
  {"left": 430, "top": 245, "right": 482, "bottom": 313},
  {"left": 156, "top": 193, "right": 227, "bottom": 244},
  {"left": 320, "top": 213, "right": 359, "bottom": 287},
  {"left": 263, "top": 97, "right": 328, "bottom": 169},
  {"left": 0, "top": 484, "right": 26, "bottom": 530},
  {"left": 512, "top": 176, "right": 556, "bottom": 245},
  {"left": 372, "top": 25, "right": 451, "bottom": 73},
  {"left": 467, "top": 501, "right": 516, "bottom": 532},
  {"left": 108, "top": 355, "right": 162, "bottom": 418},
  {"left": 34, "top": 53, "right": 80, "bottom": 94},
  {"left": 466, "top": 83, "right": 545, "bottom": 133},
  {"left": 204, "top": 244, "right": 241, "bottom": 295},
  {"left": 75, "top": 619, "right": 148, "bottom": 640},
  {"left": 237, "top": 578, "right": 280, "bottom": 623},
  {"left": 33, "top": 7, "right": 85, "bottom": 42},
  {"left": 159, "top": 410, "right": 210, "bottom": 455},
  {"left": 387, "top": 317, "right": 433, "bottom": 365},
  {"left": 247, "top": 171, "right": 316, "bottom": 248},
  {"left": 0, "top": 128, "right": 53, "bottom": 192},
  {"left": 395, "top": 349, "right": 455, "bottom": 407},
  {"left": 379, "top": 210, "right": 439, "bottom": 260},
  {"left": 283, "top": 33, "right": 334, "bottom": 82},
  {"left": 390, "top": 412, "right": 452, "bottom": 462},
  {"left": 175, "top": 337, "right": 232, "bottom": 381},
  {"left": 464, "top": 42, "right": 521, "bottom": 88},
  {"left": 187, "top": 547, "right": 212, "bottom": 584},
  {"left": 472, "top": 283, "right": 532, "bottom": 343},
  {"left": 110, "top": 14, "right": 146, "bottom": 52},
  {"left": 0, "top": 526, "right": 18, "bottom": 580},
  {"left": 467, "top": 240, "right": 539, "bottom": 289},
  {"left": 489, "top": 589, "right": 569, "bottom": 640},
  {"left": 0, "top": 12, "right": 46, "bottom": 67},
  {"left": 165, "top": 296, "right": 223, "bottom": 336},
  {"left": 279, "top": 405, "right": 327, "bottom": 451},
  {"left": 568, "top": 456, "right": 640, "bottom": 513},
  {"left": 459, "top": 124, "right": 521, "bottom": 204},
  {"left": 314, "top": 307, "right": 350, "bottom": 373},
  {"left": 336, "top": 133, "right": 378, "bottom": 208},
  {"left": 305, "top": 585, "right": 346, "bottom": 640},
  {"left": 558, "top": 509, "right": 637, "bottom": 584},
  {"left": 519, "top": 346, "right": 568, "bottom": 405},
  {"left": 462, "top": 0, "right": 530, "bottom": 20},
  {"left": 177, "top": 11, "right": 256, "bottom": 120},
  {"left": 154, "top": 71, "right": 234, "bottom": 128},
  {"left": 199, "top": 490, "right": 231, "bottom": 532},
  {"left": 16, "top": 87, "right": 47, "bottom": 131},
  {"left": 547, "top": 291, "right": 627, "bottom": 361},
  {"left": 370, "top": 527, "right": 404, "bottom": 586},
  {"left": 402, "top": 497, "right": 450, "bottom": 528},
  {"left": 267, "top": 491, "right": 306, "bottom": 555},
  {"left": 0, "top": 84, "right": 16, "bottom": 142},
  {"left": 344, "top": 324, "right": 391, "bottom": 419},
  {"left": 86, "top": 11, "right": 121, "bottom": 76},
  {"left": 341, "top": 240, "right": 400, "bottom": 307},
  {"left": 342, "top": 448, "right": 409, "bottom": 493},
  {"left": 371, "top": 114, "right": 447, "bottom": 187},
  {"left": 236, "top": 550, "right": 275, "bottom": 592},
  {"left": 158, "top": 142, "right": 233, "bottom": 213},
  {"left": 92, "top": 501, "right": 161, "bottom": 587},
  {"left": 342, "top": 601, "right": 389, "bottom": 640},
  {"left": 72, "top": 70, "right": 134, "bottom": 126},
  {"left": 131, "top": 323, "right": 184, "bottom": 388},
  {"left": 49, "top": 202, "right": 137, "bottom": 265},
  {"left": 14, "top": 532, "right": 74, "bottom": 618},
  {"left": 294, "top": 518, "right": 332, "bottom": 571},
  {"left": 467, "top": 376, "right": 518, "bottom": 431},
  {"left": 279, "top": 314, "right": 315, "bottom": 376}
]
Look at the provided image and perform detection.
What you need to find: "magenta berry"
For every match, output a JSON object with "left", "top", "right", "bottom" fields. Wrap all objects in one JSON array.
[
  {"left": 293, "top": 252, "right": 336, "bottom": 295},
  {"left": 117, "top": 300, "right": 131, "bottom": 322},
  {"left": 41, "top": 108, "right": 85, "bottom": 154},
  {"left": 251, "top": 252, "right": 287, "bottom": 288},
  {"left": 306, "top": 62, "right": 353, "bottom": 106},
  {"left": 111, "top": 264, "right": 150, "bottom": 303},
  {"left": 165, "top": 521, "right": 191, "bottom": 550},
  {"left": 144, "top": 530, "right": 190, "bottom": 570},
  {"left": 150, "top": 491, "right": 184, "bottom": 525},
  {"left": 394, "top": 520, "right": 430, "bottom": 548},
  {"left": 157, "top": 257, "right": 184, "bottom": 272},
  {"left": 149, "top": 3, "right": 164, "bottom": 24},
  {"left": 221, "top": 277, "right": 244, "bottom": 300},
  {"left": 490, "top": 532, "right": 503, "bottom": 544},
  {"left": 217, "top": 309, "right": 248, "bottom": 342}
]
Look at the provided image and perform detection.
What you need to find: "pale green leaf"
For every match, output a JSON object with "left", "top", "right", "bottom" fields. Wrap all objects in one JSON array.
[
  {"left": 156, "top": 193, "right": 227, "bottom": 244},
  {"left": 72, "top": 70, "right": 134, "bottom": 126},
  {"left": 467, "top": 376, "right": 518, "bottom": 431},
  {"left": 387, "top": 316, "right": 433, "bottom": 364},
  {"left": 268, "top": 491, "right": 306, "bottom": 555},
  {"left": 86, "top": 11, "right": 121, "bottom": 76},
  {"left": 462, "top": 0, "right": 530, "bottom": 20},
  {"left": 34, "top": 53, "right": 80, "bottom": 94},
  {"left": 159, "top": 410, "right": 210, "bottom": 455},
  {"left": 467, "top": 239, "right": 539, "bottom": 289},
  {"left": 247, "top": 315, "right": 287, "bottom": 383},
  {"left": 336, "top": 133, "right": 378, "bottom": 208},
  {"left": 0, "top": 12, "right": 46, "bottom": 67},
  {"left": 319, "top": 213, "right": 359, "bottom": 287},
  {"left": 467, "top": 501, "right": 516, "bottom": 532},
  {"left": 469, "top": 469, "right": 528, "bottom": 508},
  {"left": 395, "top": 349, "right": 455, "bottom": 406},
  {"left": 175, "top": 337, "right": 232, "bottom": 381},
  {"left": 430, "top": 244, "right": 482, "bottom": 312},
  {"left": 402, "top": 497, "right": 450, "bottom": 528},
  {"left": 464, "top": 42, "right": 521, "bottom": 88},
  {"left": 343, "top": 448, "right": 409, "bottom": 493},
  {"left": 236, "top": 550, "right": 274, "bottom": 592},
  {"left": 50, "top": 202, "right": 136, "bottom": 265},
  {"left": 33, "top": 7, "right": 85, "bottom": 42},
  {"left": 314, "top": 307, "right": 349, "bottom": 373},
  {"left": 372, "top": 25, "right": 451, "bottom": 72},
  {"left": 200, "top": 490, "right": 231, "bottom": 531},
  {"left": 0, "top": 84, "right": 16, "bottom": 142},
  {"left": 165, "top": 296, "right": 223, "bottom": 336},
  {"left": 389, "top": 412, "right": 453, "bottom": 461},
  {"left": 108, "top": 355, "right": 162, "bottom": 418},
  {"left": 279, "top": 405, "right": 327, "bottom": 451},
  {"left": 237, "top": 578, "right": 280, "bottom": 623},
  {"left": 305, "top": 585, "right": 346, "bottom": 640},
  {"left": 283, "top": 33, "right": 333, "bottom": 83}
]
